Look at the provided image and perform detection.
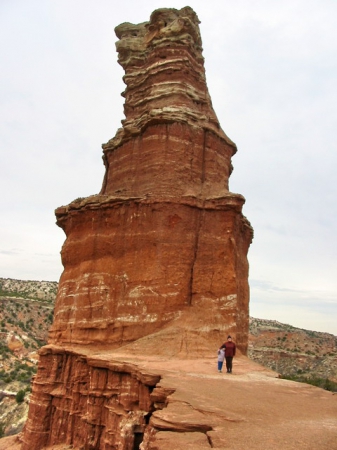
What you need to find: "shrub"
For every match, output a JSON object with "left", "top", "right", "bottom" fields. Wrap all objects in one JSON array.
[
  {"left": 280, "top": 375, "right": 337, "bottom": 392},
  {"left": 15, "top": 389, "right": 25, "bottom": 403},
  {"left": 0, "top": 342, "right": 11, "bottom": 356}
]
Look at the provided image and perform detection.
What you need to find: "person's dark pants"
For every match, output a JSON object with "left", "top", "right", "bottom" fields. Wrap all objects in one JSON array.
[
  {"left": 225, "top": 356, "right": 233, "bottom": 373},
  {"left": 218, "top": 361, "right": 224, "bottom": 372}
]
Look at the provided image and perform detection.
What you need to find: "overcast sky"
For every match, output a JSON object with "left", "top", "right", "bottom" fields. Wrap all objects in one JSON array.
[{"left": 1, "top": 0, "right": 336, "bottom": 335}]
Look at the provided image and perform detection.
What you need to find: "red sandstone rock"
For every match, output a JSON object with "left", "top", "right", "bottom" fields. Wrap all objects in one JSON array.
[
  {"left": 49, "top": 6, "right": 253, "bottom": 353},
  {"left": 18, "top": 353, "right": 337, "bottom": 450},
  {"left": 21, "top": 345, "right": 161, "bottom": 450},
  {"left": 21, "top": 7, "right": 254, "bottom": 450}
]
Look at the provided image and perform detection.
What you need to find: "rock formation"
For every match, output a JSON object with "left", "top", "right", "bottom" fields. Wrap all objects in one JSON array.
[
  {"left": 50, "top": 6, "right": 252, "bottom": 352},
  {"left": 16, "top": 353, "right": 337, "bottom": 450},
  {"left": 21, "top": 7, "right": 253, "bottom": 450}
]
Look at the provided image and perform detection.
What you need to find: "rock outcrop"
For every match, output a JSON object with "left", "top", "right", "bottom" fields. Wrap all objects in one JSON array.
[
  {"left": 50, "top": 6, "right": 253, "bottom": 353},
  {"left": 21, "top": 7, "right": 253, "bottom": 450},
  {"left": 17, "top": 354, "right": 337, "bottom": 450},
  {"left": 21, "top": 345, "right": 167, "bottom": 450}
]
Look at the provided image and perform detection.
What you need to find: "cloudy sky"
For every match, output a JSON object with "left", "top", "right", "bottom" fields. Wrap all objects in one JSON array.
[{"left": 1, "top": 0, "right": 336, "bottom": 335}]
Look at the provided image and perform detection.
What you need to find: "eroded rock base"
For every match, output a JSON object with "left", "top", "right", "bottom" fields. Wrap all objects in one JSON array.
[
  {"left": 16, "top": 353, "right": 337, "bottom": 450},
  {"left": 21, "top": 346, "right": 165, "bottom": 450}
]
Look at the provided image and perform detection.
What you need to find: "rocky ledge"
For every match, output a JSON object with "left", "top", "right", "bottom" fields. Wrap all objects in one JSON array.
[{"left": 2, "top": 351, "right": 337, "bottom": 450}]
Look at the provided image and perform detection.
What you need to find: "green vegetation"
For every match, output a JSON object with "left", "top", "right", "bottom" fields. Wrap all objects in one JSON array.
[
  {"left": 15, "top": 389, "right": 26, "bottom": 403},
  {"left": 281, "top": 374, "right": 337, "bottom": 392},
  {"left": 0, "top": 362, "right": 37, "bottom": 384},
  {"left": 0, "top": 342, "right": 12, "bottom": 358},
  {"left": 0, "top": 278, "right": 58, "bottom": 303},
  {"left": 48, "top": 312, "right": 53, "bottom": 322}
]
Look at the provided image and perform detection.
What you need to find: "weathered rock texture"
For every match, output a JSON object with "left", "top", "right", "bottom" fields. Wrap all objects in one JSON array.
[
  {"left": 21, "top": 7, "right": 253, "bottom": 450},
  {"left": 21, "top": 346, "right": 167, "bottom": 450},
  {"left": 50, "top": 6, "right": 253, "bottom": 353},
  {"left": 15, "top": 354, "right": 337, "bottom": 450}
]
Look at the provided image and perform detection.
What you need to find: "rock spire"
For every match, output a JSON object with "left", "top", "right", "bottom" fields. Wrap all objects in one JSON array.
[
  {"left": 21, "top": 7, "right": 253, "bottom": 450},
  {"left": 49, "top": 6, "right": 253, "bottom": 352}
]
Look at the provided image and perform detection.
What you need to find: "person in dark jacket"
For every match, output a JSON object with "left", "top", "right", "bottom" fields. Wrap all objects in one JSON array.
[{"left": 219, "top": 336, "right": 236, "bottom": 373}]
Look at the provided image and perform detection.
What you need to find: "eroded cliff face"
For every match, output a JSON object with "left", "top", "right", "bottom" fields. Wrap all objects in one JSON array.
[
  {"left": 49, "top": 6, "right": 253, "bottom": 352},
  {"left": 21, "top": 345, "right": 172, "bottom": 450},
  {"left": 11, "top": 354, "right": 337, "bottom": 450},
  {"left": 21, "top": 7, "right": 253, "bottom": 450},
  {"left": 21, "top": 344, "right": 226, "bottom": 450}
]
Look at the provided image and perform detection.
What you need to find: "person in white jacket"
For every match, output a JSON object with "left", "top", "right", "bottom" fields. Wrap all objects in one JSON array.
[{"left": 217, "top": 347, "right": 225, "bottom": 373}]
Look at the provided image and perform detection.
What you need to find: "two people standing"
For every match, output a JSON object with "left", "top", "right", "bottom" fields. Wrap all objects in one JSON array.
[{"left": 218, "top": 336, "right": 236, "bottom": 373}]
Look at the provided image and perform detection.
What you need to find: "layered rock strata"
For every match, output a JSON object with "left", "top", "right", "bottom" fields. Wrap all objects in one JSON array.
[
  {"left": 21, "top": 346, "right": 175, "bottom": 450},
  {"left": 49, "top": 6, "right": 253, "bottom": 353},
  {"left": 22, "top": 7, "right": 253, "bottom": 450},
  {"left": 9, "top": 355, "right": 337, "bottom": 450}
]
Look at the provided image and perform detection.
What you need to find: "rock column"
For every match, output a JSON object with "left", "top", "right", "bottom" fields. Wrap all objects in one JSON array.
[
  {"left": 22, "top": 7, "right": 253, "bottom": 450},
  {"left": 49, "top": 6, "right": 253, "bottom": 352}
]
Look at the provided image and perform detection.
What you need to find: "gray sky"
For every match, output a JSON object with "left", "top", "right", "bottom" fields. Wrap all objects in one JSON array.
[{"left": 1, "top": 0, "right": 336, "bottom": 335}]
